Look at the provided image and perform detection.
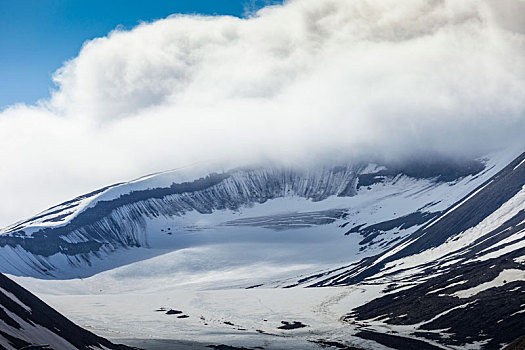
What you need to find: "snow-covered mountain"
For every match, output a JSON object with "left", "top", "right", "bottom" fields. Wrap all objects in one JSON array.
[
  {"left": 0, "top": 152, "right": 510, "bottom": 278},
  {"left": 0, "top": 272, "right": 133, "bottom": 350},
  {"left": 1, "top": 148, "right": 523, "bottom": 350}
]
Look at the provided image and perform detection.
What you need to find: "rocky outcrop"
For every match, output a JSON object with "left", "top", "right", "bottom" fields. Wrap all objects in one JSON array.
[{"left": 0, "top": 273, "right": 134, "bottom": 350}]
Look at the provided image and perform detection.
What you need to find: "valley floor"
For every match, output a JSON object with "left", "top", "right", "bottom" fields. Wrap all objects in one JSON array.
[
  {"left": 7, "top": 253, "right": 362, "bottom": 349},
  {"left": 9, "top": 245, "right": 452, "bottom": 350}
]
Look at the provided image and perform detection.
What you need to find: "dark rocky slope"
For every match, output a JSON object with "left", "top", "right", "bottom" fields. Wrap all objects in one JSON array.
[
  {"left": 0, "top": 273, "right": 135, "bottom": 350},
  {"left": 307, "top": 152, "right": 525, "bottom": 349}
]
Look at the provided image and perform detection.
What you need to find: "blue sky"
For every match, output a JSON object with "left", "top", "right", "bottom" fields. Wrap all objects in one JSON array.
[{"left": 0, "top": 0, "right": 278, "bottom": 108}]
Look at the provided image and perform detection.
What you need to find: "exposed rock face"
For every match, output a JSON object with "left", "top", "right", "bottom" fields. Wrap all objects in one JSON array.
[{"left": 504, "top": 336, "right": 525, "bottom": 350}]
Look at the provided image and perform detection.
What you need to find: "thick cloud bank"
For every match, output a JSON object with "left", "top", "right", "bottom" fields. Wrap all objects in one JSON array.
[{"left": 1, "top": 0, "right": 525, "bottom": 226}]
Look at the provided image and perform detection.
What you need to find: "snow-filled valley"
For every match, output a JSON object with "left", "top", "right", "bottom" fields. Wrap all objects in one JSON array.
[{"left": 1, "top": 148, "right": 524, "bottom": 349}]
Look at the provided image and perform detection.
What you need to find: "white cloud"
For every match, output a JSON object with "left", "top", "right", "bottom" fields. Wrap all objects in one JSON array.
[{"left": 1, "top": 0, "right": 524, "bottom": 226}]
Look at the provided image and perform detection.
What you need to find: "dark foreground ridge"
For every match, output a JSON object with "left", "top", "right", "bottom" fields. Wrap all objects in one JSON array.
[{"left": 0, "top": 273, "right": 135, "bottom": 350}]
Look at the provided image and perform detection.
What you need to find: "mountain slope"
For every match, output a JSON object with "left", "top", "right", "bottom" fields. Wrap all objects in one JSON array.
[
  {"left": 302, "top": 152, "right": 525, "bottom": 349},
  {"left": 0, "top": 273, "right": 133, "bottom": 350},
  {"left": 1, "top": 150, "right": 523, "bottom": 350}
]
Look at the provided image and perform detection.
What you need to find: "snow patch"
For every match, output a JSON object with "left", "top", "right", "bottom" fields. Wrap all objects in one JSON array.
[{"left": 453, "top": 269, "right": 525, "bottom": 298}]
